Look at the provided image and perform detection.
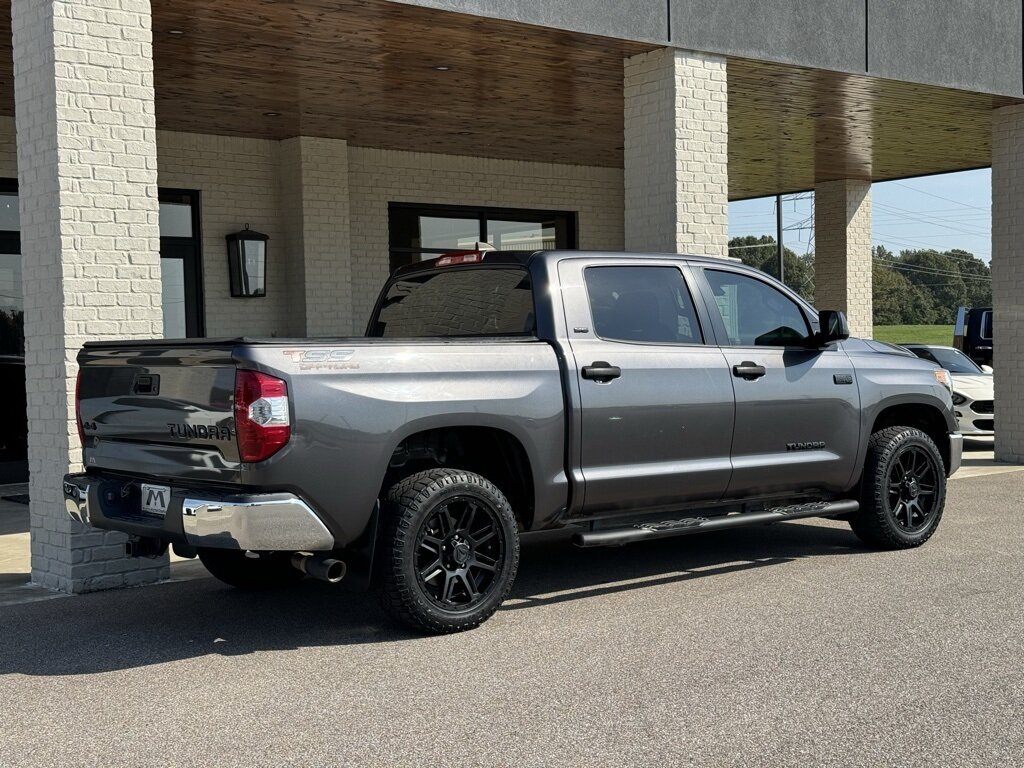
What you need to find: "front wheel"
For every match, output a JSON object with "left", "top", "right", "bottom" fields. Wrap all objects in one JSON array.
[
  {"left": 377, "top": 468, "right": 520, "bottom": 634},
  {"left": 849, "top": 426, "right": 946, "bottom": 549}
]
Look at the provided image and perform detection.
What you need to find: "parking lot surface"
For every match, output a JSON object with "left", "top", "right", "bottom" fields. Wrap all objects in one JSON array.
[{"left": 1, "top": 469, "right": 1023, "bottom": 767}]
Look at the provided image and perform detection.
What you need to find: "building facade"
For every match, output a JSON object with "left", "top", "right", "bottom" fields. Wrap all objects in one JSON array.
[{"left": 2, "top": 0, "right": 1022, "bottom": 591}]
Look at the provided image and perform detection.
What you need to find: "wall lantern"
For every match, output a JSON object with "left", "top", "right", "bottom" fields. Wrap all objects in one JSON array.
[{"left": 226, "top": 225, "right": 268, "bottom": 298}]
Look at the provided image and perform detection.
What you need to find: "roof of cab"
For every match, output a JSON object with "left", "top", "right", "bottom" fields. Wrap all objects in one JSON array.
[{"left": 393, "top": 249, "right": 744, "bottom": 278}]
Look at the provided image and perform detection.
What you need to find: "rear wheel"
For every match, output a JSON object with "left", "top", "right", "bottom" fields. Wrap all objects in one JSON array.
[
  {"left": 849, "top": 426, "right": 946, "bottom": 549},
  {"left": 197, "top": 549, "right": 305, "bottom": 589},
  {"left": 377, "top": 468, "right": 520, "bottom": 634}
]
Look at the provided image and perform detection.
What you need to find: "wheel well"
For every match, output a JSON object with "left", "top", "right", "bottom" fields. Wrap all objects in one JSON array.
[
  {"left": 383, "top": 427, "right": 535, "bottom": 529},
  {"left": 872, "top": 404, "right": 950, "bottom": 471}
]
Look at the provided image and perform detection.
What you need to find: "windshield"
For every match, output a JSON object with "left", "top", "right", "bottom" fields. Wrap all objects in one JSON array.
[
  {"left": 369, "top": 267, "right": 536, "bottom": 338},
  {"left": 910, "top": 346, "right": 984, "bottom": 374}
]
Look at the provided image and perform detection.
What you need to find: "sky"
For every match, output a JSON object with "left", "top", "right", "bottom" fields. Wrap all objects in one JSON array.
[{"left": 728, "top": 168, "right": 992, "bottom": 263}]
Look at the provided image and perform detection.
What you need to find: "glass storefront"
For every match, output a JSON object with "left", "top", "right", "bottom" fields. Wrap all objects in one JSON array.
[{"left": 389, "top": 203, "right": 576, "bottom": 272}]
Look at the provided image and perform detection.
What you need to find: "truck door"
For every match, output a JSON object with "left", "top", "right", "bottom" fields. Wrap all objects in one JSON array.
[
  {"left": 558, "top": 259, "right": 735, "bottom": 517},
  {"left": 692, "top": 265, "right": 861, "bottom": 497}
]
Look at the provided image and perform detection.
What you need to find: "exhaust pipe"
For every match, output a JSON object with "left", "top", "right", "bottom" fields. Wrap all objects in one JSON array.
[{"left": 292, "top": 553, "right": 346, "bottom": 583}]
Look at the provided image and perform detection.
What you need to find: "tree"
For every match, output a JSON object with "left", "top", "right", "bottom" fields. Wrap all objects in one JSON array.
[
  {"left": 871, "top": 247, "right": 991, "bottom": 326},
  {"left": 728, "top": 235, "right": 815, "bottom": 302}
]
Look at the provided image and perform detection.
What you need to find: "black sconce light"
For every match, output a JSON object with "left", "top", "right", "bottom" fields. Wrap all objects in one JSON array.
[{"left": 226, "top": 225, "right": 268, "bottom": 298}]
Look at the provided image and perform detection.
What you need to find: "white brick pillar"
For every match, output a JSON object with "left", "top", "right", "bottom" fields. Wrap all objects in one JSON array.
[
  {"left": 280, "top": 137, "right": 353, "bottom": 335},
  {"left": 992, "top": 105, "right": 1024, "bottom": 463},
  {"left": 623, "top": 48, "right": 728, "bottom": 257},
  {"left": 814, "top": 179, "right": 873, "bottom": 338},
  {"left": 13, "top": 0, "right": 167, "bottom": 591}
]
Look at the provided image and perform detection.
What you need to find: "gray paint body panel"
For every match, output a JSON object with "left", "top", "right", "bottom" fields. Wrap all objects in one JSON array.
[
  {"left": 670, "top": 0, "right": 866, "bottom": 74},
  {"left": 868, "top": 0, "right": 1023, "bottom": 96},
  {"left": 73, "top": 252, "right": 958, "bottom": 559}
]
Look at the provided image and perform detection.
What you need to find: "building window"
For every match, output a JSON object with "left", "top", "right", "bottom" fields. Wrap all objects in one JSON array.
[
  {"left": 0, "top": 183, "right": 206, "bottom": 348},
  {"left": 388, "top": 203, "right": 577, "bottom": 273},
  {"left": 0, "top": 179, "right": 21, "bottom": 357},
  {"left": 159, "top": 189, "right": 205, "bottom": 338}
]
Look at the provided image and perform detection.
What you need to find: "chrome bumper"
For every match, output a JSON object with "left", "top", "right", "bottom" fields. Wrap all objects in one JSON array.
[
  {"left": 181, "top": 497, "right": 334, "bottom": 551},
  {"left": 63, "top": 474, "right": 335, "bottom": 552},
  {"left": 948, "top": 433, "right": 963, "bottom": 476}
]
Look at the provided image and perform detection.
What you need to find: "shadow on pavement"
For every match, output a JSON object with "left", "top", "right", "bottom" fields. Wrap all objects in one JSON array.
[{"left": 0, "top": 519, "right": 867, "bottom": 677}]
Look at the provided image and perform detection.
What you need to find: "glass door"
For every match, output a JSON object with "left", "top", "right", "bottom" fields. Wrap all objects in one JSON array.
[{"left": 159, "top": 189, "right": 204, "bottom": 338}]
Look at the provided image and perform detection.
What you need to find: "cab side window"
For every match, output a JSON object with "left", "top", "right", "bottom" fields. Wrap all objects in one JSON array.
[
  {"left": 584, "top": 266, "right": 703, "bottom": 344},
  {"left": 704, "top": 269, "right": 810, "bottom": 347}
]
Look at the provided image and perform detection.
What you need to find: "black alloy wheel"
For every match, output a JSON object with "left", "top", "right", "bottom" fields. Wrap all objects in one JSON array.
[
  {"left": 378, "top": 468, "right": 520, "bottom": 634},
  {"left": 415, "top": 495, "right": 504, "bottom": 610},
  {"left": 885, "top": 444, "right": 940, "bottom": 533},
  {"left": 849, "top": 425, "right": 946, "bottom": 549}
]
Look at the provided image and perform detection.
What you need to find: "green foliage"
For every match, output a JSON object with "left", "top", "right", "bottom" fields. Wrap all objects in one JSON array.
[
  {"left": 873, "top": 325, "right": 954, "bottom": 346},
  {"left": 873, "top": 246, "right": 991, "bottom": 325},
  {"left": 728, "top": 235, "right": 815, "bottom": 302},
  {"left": 726, "top": 238, "right": 990, "bottom": 328}
]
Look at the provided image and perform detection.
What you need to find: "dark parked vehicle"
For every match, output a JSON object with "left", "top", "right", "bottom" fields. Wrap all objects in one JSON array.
[
  {"left": 953, "top": 306, "right": 993, "bottom": 368},
  {"left": 65, "top": 251, "right": 961, "bottom": 633}
]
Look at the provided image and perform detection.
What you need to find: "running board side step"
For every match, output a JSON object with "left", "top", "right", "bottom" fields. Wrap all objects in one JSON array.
[{"left": 572, "top": 499, "right": 859, "bottom": 548}]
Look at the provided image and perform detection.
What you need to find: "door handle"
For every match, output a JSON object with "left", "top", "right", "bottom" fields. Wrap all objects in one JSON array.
[
  {"left": 733, "top": 361, "right": 766, "bottom": 380},
  {"left": 581, "top": 361, "right": 621, "bottom": 382}
]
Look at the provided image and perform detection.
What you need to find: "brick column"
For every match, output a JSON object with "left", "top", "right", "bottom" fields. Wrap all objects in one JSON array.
[
  {"left": 13, "top": 0, "right": 167, "bottom": 591},
  {"left": 992, "top": 105, "right": 1024, "bottom": 463},
  {"left": 623, "top": 48, "right": 728, "bottom": 257},
  {"left": 814, "top": 179, "right": 873, "bottom": 338},
  {"left": 280, "top": 137, "right": 353, "bottom": 335}
]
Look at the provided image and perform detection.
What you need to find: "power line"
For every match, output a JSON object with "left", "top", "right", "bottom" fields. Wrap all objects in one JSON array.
[{"left": 890, "top": 181, "right": 990, "bottom": 212}]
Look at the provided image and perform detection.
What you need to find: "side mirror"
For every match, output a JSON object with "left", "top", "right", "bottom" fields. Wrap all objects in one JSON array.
[
  {"left": 816, "top": 310, "right": 850, "bottom": 345},
  {"left": 981, "top": 364, "right": 994, "bottom": 374}
]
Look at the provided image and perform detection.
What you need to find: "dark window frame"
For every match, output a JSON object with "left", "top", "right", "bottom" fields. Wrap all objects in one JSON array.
[
  {"left": 159, "top": 188, "right": 205, "bottom": 337},
  {"left": 388, "top": 202, "right": 578, "bottom": 273}
]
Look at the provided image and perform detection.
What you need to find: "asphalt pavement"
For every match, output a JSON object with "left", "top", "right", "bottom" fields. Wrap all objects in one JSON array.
[{"left": 1, "top": 466, "right": 1022, "bottom": 767}]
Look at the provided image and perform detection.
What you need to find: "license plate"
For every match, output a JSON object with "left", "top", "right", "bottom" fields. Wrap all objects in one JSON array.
[{"left": 140, "top": 484, "right": 171, "bottom": 516}]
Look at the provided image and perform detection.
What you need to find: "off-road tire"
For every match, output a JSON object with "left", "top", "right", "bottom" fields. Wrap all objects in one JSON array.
[
  {"left": 849, "top": 426, "right": 946, "bottom": 549},
  {"left": 198, "top": 549, "right": 305, "bottom": 589},
  {"left": 377, "top": 468, "right": 520, "bottom": 634}
]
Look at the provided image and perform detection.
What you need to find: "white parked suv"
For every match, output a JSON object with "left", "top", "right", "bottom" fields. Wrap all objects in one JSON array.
[{"left": 903, "top": 345, "right": 994, "bottom": 436}]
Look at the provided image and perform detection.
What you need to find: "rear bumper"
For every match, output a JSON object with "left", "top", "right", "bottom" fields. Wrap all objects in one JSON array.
[
  {"left": 63, "top": 473, "right": 335, "bottom": 552},
  {"left": 948, "top": 433, "right": 963, "bottom": 476}
]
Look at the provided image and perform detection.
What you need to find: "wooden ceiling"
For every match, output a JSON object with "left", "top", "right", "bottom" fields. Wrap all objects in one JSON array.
[{"left": 0, "top": 0, "right": 1018, "bottom": 198}]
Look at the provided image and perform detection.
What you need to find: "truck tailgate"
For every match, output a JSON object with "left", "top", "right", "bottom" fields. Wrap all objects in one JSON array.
[{"left": 77, "top": 342, "right": 242, "bottom": 484}]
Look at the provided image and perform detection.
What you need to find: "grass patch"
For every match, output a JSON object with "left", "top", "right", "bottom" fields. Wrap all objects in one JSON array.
[{"left": 873, "top": 325, "right": 954, "bottom": 346}]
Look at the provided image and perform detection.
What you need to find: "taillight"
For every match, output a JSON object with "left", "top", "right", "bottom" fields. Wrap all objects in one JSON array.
[
  {"left": 75, "top": 369, "right": 85, "bottom": 447},
  {"left": 234, "top": 370, "right": 291, "bottom": 462}
]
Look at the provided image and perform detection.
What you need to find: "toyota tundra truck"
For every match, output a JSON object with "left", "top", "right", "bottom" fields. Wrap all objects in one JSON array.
[{"left": 65, "top": 250, "right": 962, "bottom": 633}]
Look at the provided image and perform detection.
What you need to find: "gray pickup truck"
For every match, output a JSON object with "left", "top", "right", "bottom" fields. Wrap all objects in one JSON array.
[{"left": 65, "top": 250, "right": 962, "bottom": 633}]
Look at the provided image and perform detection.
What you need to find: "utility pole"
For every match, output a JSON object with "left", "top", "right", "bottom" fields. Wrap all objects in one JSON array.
[{"left": 776, "top": 193, "right": 785, "bottom": 284}]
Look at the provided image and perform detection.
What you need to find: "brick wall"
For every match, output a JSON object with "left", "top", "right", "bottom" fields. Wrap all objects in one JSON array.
[
  {"left": 156, "top": 131, "right": 295, "bottom": 337},
  {"left": 347, "top": 147, "right": 624, "bottom": 333},
  {"left": 13, "top": 0, "right": 167, "bottom": 592},
  {"left": 623, "top": 48, "right": 729, "bottom": 257},
  {"left": 280, "top": 137, "right": 352, "bottom": 337},
  {"left": 991, "top": 105, "right": 1024, "bottom": 462},
  {"left": 814, "top": 179, "right": 873, "bottom": 338}
]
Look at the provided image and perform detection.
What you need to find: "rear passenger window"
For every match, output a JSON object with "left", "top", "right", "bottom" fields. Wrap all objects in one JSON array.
[{"left": 584, "top": 266, "right": 702, "bottom": 344}]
